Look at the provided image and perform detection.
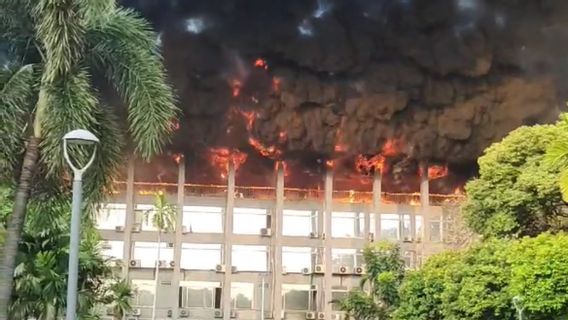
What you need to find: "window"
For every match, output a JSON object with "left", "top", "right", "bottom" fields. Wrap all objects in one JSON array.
[
  {"left": 233, "top": 208, "right": 268, "bottom": 235},
  {"left": 331, "top": 286, "right": 348, "bottom": 311},
  {"left": 283, "top": 210, "right": 315, "bottom": 236},
  {"left": 180, "top": 244, "right": 221, "bottom": 270},
  {"left": 332, "top": 211, "right": 363, "bottom": 238},
  {"left": 369, "top": 213, "right": 376, "bottom": 236},
  {"left": 100, "top": 240, "right": 124, "bottom": 259},
  {"left": 331, "top": 249, "right": 362, "bottom": 268},
  {"left": 232, "top": 245, "right": 267, "bottom": 271},
  {"left": 95, "top": 203, "right": 126, "bottom": 230},
  {"left": 415, "top": 215, "right": 423, "bottom": 242},
  {"left": 132, "top": 280, "right": 155, "bottom": 307},
  {"left": 231, "top": 282, "right": 254, "bottom": 309},
  {"left": 380, "top": 214, "right": 399, "bottom": 240},
  {"left": 282, "top": 284, "right": 315, "bottom": 311},
  {"left": 182, "top": 206, "right": 223, "bottom": 233},
  {"left": 179, "top": 281, "right": 220, "bottom": 309},
  {"left": 136, "top": 204, "right": 157, "bottom": 231},
  {"left": 282, "top": 247, "right": 312, "bottom": 273},
  {"left": 430, "top": 220, "right": 442, "bottom": 242},
  {"left": 132, "top": 241, "right": 174, "bottom": 268}
]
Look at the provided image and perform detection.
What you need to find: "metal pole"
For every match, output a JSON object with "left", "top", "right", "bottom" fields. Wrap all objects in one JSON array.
[
  {"left": 65, "top": 173, "right": 83, "bottom": 320},
  {"left": 260, "top": 277, "right": 265, "bottom": 320}
]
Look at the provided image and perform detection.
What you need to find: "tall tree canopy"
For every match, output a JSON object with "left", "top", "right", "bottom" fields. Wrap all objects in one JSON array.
[
  {"left": 0, "top": 0, "right": 177, "bottom": 317},
  {"left": 462, "top": 123, "right": 568, "bottom": 238}
]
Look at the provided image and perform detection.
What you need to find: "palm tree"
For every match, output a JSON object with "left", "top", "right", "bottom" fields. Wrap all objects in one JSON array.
[
  {"left": 145, "top": 191, "right": 176, "bottom": 320},
  {"left": 0, "top": 0, "right": 177, "bottom": 317},
  {"left": 103, "top": 279, "right": 134, "bottom": 320}
]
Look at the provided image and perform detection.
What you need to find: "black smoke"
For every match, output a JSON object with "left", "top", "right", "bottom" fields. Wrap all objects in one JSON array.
[{"left": 122, "top": 0, "right": 568, "bottom": 191}]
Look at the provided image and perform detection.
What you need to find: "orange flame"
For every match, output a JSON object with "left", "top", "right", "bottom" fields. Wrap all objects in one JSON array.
[
  {"left": 208, "top": 148, "right": 248, "bottom": 179},
  {"left": 254, "top": 58, "right": 268, "bottom": 70},
  {"left": 248, "top": 137, "right": 282, "bottom": 159},
  {"left": 428, "top": 165, "right": 449, "bottom": 180},
  {"left": 237, "top": 109, "right": 257, "bottom": 131},
  {"left": 409, "top": 198, "right": 421, "bottom": 206},
  {"left": 231, "top": 79, "right": 242, "bottom": 97},
  {"left": 355, "top": 154, "right": 385, "bottom": 175},
  {"left": 278, "top": 131, "right": 287, "bottom": 143},
  {"left": 381, "top": 138, "right": 400, "bottom": 157},
  {"left": 275, "top": 161, "right": 290, "bottom": 177},
  {"left": 326, "top": 160, "right": 334, "bottom": 168}
]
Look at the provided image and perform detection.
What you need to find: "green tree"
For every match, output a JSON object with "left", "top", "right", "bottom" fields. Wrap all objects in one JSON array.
[
  {"left": 0, "top": 0, "right": 177, "bottom": 316},
  {"left": 395, "top": 233, "right": 568, "bottom": 320},
  {"left": 337, "top": 241, "right": 405, "bottom": 319},
  {"left": 545, "top": 115, "right": 568, "bottom": 201},
  {"left": 145, "top": 191, "right": 176, "bottom": 320},
  {"left": 462, "top": 124, "right": 568, "bottom": 238},
  {"left": 102, "top": 279, "right": 135, "bottom": 320}
]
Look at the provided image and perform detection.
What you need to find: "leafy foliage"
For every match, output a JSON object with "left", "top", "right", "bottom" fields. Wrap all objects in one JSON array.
[
  {"left": 337, "top": 241, "right": 405, "bottom": 320},
  {"left": 462, "top": 124, "right": 568, "bottom": 238},
  {"left": 395, "top": 233, "right": 568, "bottom": 320}
]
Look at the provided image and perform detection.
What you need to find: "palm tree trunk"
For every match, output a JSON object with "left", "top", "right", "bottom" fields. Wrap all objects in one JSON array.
[
  {"left": 152, "top": 230, "right": 161, "bottom": 320},
  {"left": 0, "top": 136, "right": 40, "bottom": 320}
]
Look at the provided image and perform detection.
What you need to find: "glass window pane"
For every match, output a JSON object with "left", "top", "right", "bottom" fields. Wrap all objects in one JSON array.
[
  {"left": 232, "top": 245, "right": 267, "bottom": 271},
  {"left": 233, "top": 208, "right": 267, "bottom": 235},
  {"left": 332, "top": 212, "right": 360, "bottom": 238},
  {"left": 380, "top": 214, "right": 399, "bottom": 240},
  {"left": 332, "top": 249, "right": 356, "bottom": 268},
  {"left": 181, "top": 244, "right": 221, "bottom": 270},
  {"left": 180, "top": 281, "right": 220, "bottom": 309},
  {"left": 430, "top": 221, "right": 441, "bottom": 242},
  {"left": 282, "top": 247, "right": 312, "bottom": 273},
  {"left": 183, "top": 206, "right": 223, "bottom": 233},
  {"left": 132, "top": 280, "right": 155, "bottom": 307},
  {"left": 132, "top": 242, "right": 174, "bottom": 268},
  {"left": 283, "top": 210, "right": 313, "bottom": 236},
  {"left": 331, "top": 291, "right": 348, "bottom": 311},
  {"left": 231, "top": 282, "right": 254, "bottom": 309},
  {"left": 283, "top": 284, "right": 311, "bottom": 311},
  {"left": 415, "top": 215, "right": 423, "bottom": 242},
  {"left": 100, "top": 240, "right": 124, "bottom": 259},
  {"left": 95, "top": 203, "right": 126, "bottom": 230}
]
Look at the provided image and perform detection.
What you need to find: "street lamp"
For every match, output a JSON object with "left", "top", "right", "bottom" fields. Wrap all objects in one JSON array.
[
  {"left": 512, "top": 296, "right": 525, "bottom": 320},
  {"left": 63, "top": 129, "right": 99, "bottom": 320}
]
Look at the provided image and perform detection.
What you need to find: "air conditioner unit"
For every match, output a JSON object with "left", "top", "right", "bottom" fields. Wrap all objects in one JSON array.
[
  {"left": 169, "top": 260, "right": 175, "bottom": 268},
  {"left": 106, "top": 307, "right": 114, "bottom": 315},
  {"left": 115, "top": 225, "right": 124, "bottom": 232},
  {"left": 167, "top": 309, "right": 173, "bottom": 317},
  {"left": 353, "top": 266, "right": 365, "bottom": 275},
  {"left": 302, "top": 267, "right": 312, "bottom": 275},
  {"left": 214, "top": 309, "right": 223, "bottom": 318},
  {"left": 260, "top": 227, "right": 272, "bottom": 237},
  {"left": 182, "top": 226, "right": 189, "bottom": 234},
  {"left": 317, "top": 312, "right": 326, "bottom": 319},
  {"left": 167, "top": 242, "right": 174, "bottom": 248},
  {"left": 158, "top": 260, "right": 168, "bottom": 268},
  {"left": 309, "top": 231, "right": 319, "bottom": 239},
  {"left": 215, "top": 264, "right": 226, "bottom": 273},
  {"left": 368, "top": 232, "right": 375, "bottom": 242},
  {"left": 179, "top": 309, "right": 190, "bottom": 318},
  {"left": 129, "top": 259, "right": 141, "bottom": 268},
  {"left": 403, "top": 236, "right": 413, "bottom": 243},
  {"left": 131, "top": 308, "right": 141, "bottom": 316},
  {"left": 231, "top": 266, "right": 238, "bottom": 273},
  {"left": 230, "top": 310, "right": 238, "bottom": 318},
  {"left": 282, "top": 266, "right": 288, "bottom": 275},
  {"left": 338, "top": 266, "right": 349, "bottom": 274},
  {"left": 331, "top": 314, "right": 343, "bottom": 320},
  {"left": 314, "top": 264, "right": 325, "bottom": 274},
  {"left": 264, "top": 311, "right": 274, "bottom": 319},
  {"left": 305, "top": 311, "right": 316, "bottom": 319},
  {"left": 132, "top": 223, "right": 141, "bottom": 233}
]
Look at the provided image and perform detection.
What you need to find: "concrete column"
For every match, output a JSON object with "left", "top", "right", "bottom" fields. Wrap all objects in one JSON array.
[
  {"left": 420, "top": 162, "right": 429, "bottom": 256},
  {"left": 323, "top": 170, "right": 333, "bottom": 319},
  {"left": 172, "top": 156, "right": 185, "bottom": 314},
  {"left": 272, "top": 162, "right": 285, "bottom": 320},
  {"left": 223, "top": 162, "right": 236, "bottom": 320},
  {"left": 372, "top": 170, "right": 382, "bottom": 239},
  {"left": 122, "top": 157, "right": 135, "bottom": 278}
]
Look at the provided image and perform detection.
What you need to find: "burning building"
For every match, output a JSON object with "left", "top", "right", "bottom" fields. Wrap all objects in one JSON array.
[{"left": 97, "top": 0, "right": 568, "bottom": 319}]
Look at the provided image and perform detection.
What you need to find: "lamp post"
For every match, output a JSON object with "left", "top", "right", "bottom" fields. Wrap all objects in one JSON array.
[
  {"left": 63, "top": 129, "right": 99, "bottom": 320},
  {"left": 512, "top": 296, "right": 525, "bottom": 320}
]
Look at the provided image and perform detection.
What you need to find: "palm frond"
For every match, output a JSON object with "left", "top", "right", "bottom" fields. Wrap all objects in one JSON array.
[
  {"left": 77, "top": 0, "right": 116, "bottom": 25},
  {"left": 0, "top": 64, "right": 36, "bottom": 179},
  {"left": 34, "top": 0, "right": 85, "bottom": 83},
  {"left": 558, "top": 168, "right": 568, "bottom": 202},
  {"left": 544, "top": 139, "right": 568, "bottom": 169},
  {"left": 86, "top": 8, "right": 177, "bottom": 160},
  {"left": 39, "top": 69, "right": 98, "bottom": 178}
]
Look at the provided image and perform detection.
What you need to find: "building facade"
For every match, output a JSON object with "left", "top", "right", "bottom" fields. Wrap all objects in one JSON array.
[{"left": 95, "top": 158, "right": 463, "bottom": 320}]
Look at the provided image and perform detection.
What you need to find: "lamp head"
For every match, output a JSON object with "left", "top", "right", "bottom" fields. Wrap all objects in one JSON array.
[{"left": 63, "top": 129, "right": 99, "bottom": 145}]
